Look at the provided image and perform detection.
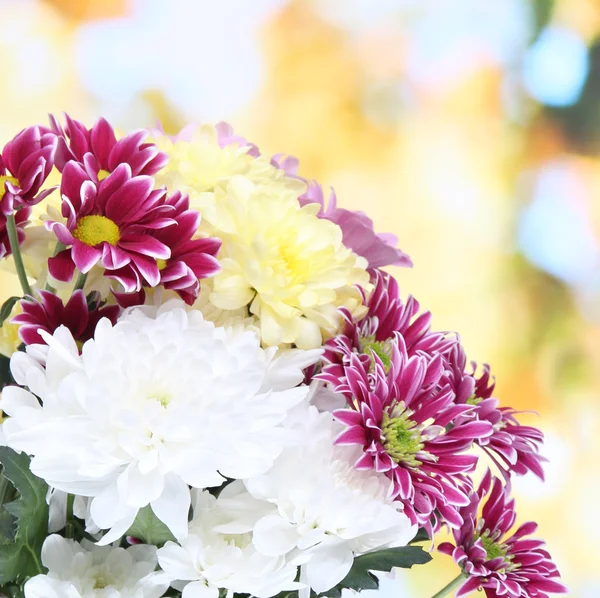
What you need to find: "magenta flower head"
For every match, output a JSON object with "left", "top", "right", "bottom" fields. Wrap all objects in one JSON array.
[
  {"left": 0, "top": 126, "right": 57, "bottom": 214},
  {"left": 50, "top": 114, "right": 168, "bottom": 181},
  {"left": 114, "top": 191, "right": 222, "bottom": 307},
  {"left": 438, "top": 471, "right": 567, "bottom": 598},
  {"left": 0, "top": 207, "right": 30, "bottom": 260},
  {"left": 445, "top": 343, "right": 547, "bottom": 481},
  {"left": 322, "top": 336, "right": 492, "bottom": 536},
  {"left": 47, "top": 161, "right": 175, "bottom": 291},
  {"left": 13, "top": 289, "right": 119, "bottom": 347},
  {"left": 321, "top": 270, "right": 454, "bottom": 389},
  {"left": 299, "top": 183, "right": 412, "bottom": 269}
]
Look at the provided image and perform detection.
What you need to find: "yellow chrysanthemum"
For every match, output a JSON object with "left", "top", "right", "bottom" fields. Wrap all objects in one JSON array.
[
  {"left": 152, "top": 124, "right": 297, "bottom": 196},
  {"left": 0, "top": 302, "right": 21, "bottom": 358},
  {"left": 194, "top": 175, "right": 369, "bottom": 349}
]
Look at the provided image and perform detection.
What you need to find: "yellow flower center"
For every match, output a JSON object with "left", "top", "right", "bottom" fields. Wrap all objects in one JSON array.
[
  {"left": 157, "top": 258, "right": 168, "bottom": 270},
  {"left": 97, "top": 169, "right": 110, "bottom": 181},
  {"left": 73, "top": 215, "right": 120, "bottom": 247},
  {"left": 0, "top": 175, "right": 19, "bottom": 200}
]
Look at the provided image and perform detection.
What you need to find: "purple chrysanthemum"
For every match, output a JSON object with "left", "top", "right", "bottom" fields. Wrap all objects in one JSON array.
[
  {"left": 0, "top": 207, "right": 30, "bottom": 260},
  {"left": 445, "top": 343, "right": 546, "bottom": 480},
  {"left": 0, "top": 125, "right": 57, "bottom": 214},
  {"left": 438, "top": 470, "right": 567, "bottom": 598},
  {"left": 320, "top": 270, "right": 454, "bottom": 393},
  {"left": 322, "top": 336, "right": 492, "bottom": 536},
  {"left": 50, "top": 114, "right": 168, "bottom": 181},
  {"left": 13, "top": 289, "right": 119, "bottom": 347}
]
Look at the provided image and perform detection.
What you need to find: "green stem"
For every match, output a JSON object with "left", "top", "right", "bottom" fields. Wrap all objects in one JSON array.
[
  {"left": 430, "top": 573, "right": 467, "bottom": 598},
  {"left": 65, "top": 493, "right": 75, "bottom": 539},
  {"left": 5, "top": 214, "right": 32, "bottom": 296},
  {"left": 73, "top": 271, "right": 88, "bottom": 291}
]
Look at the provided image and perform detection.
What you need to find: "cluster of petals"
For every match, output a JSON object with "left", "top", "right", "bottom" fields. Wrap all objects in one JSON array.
[
  {"left": 13, "top": 289, "right": 119, "bottom": 347},
  {"left": 0, "top": 205, "right": 30, "bottom": 260},
  {"left": 438, "top": 470, "right": 567, "bottom": 598},
  {"left": 444, "top": 343, "right": 547, "bottom": 480},
  {"left": 322, "top": 337, "right": 492, "bottom": 536},
  {"left": 25, "top": 534, "right": 169, "bottom": 598},
  {"left": 0, "top": 302, "right": 320, "bottom": 545},
  {"left": 0, "top": 125, "right": 57, "bottom": 214}
]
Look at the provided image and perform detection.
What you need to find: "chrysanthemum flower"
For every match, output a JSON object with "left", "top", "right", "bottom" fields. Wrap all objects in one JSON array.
[
  {"left": 115, "top": 191, "right": 221, "bottom": 307},
  {"left": 51, "top": 114, "right": 168, "bottom": 181},
  {"left": 445, "top": 343, "right": 546, "bottom": 480},
  {"left": 321, "top": 270, "right": 454, "bottom": 390},
  {"left": 0, "top": 205, "right": 30, "bottom": 259},
  {"left": 12, "top": 290, "right": 119, "bottom": 346},
  {"left": 0, "top": 125, "right": 57, "bottom": 214},
  {"left": 24, "top": 534, "right": 169, "bottom": 598},
  {"left": 237, "top": 406, "right": 415, "bottom": 595},
  {"left": 1, "top": 302, "right": 320, "bottom": 543},
  {"left": 299, "top": 183, "right": 412, "bottom": 269},
  {"left": 47, "top": 161, "right": 175, "bottom": 290},
  {"left": 326, "top": 337, "right": 492, "bottom": 535},
  {"left": 196, "top": 176, "right": 369, "bottom": 349},
  {"left": 158, "top": 484, "right": 300, "bottom": 598},
  {"left": 438, "top": 471, "right": 567, "bottom": 598}
]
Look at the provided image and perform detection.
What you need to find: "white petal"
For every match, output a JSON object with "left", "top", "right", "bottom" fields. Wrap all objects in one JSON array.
[
  {"left": 151, "top": 474, "right": 190, "bottom": 540},
  {"left": 182, "top": 581, "right": 219, "bottom": 598},
  {"left": 117, "top": 463, "right": 165, "bottom": 508},
  {"left": 157, "top": 542, "right": 199, "bottom": 580},
  {"left": 304, "top": 543, "right": 354, "bottom": 593},
  {"left": 253, "top": 515, "right": 299, "bottom": 556}
]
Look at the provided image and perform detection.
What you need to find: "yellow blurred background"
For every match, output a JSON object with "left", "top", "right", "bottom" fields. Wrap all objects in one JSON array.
[{"left": 0, "top": 0, "right": 596, "bottom": 595}]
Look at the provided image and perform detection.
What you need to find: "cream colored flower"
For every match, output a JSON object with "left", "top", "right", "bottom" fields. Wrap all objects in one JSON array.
[
  {"left": 195, "top": 176, "right": 368, "bottom": 349},
  {"left": 0, "top": 301, "right": 21, "bottom": 358}
]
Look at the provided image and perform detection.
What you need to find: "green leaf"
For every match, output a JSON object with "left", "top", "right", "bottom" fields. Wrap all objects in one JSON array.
[
  {"left": 126, "top": 505, "right": 175, "bottom": 546},
  {"left": 0, "top": 355, "right": 13, "bottom": 391},
  {"left": 0, "top": 448, "right": 49, "bottom": 584},
  {"left": 409, "top": 527, "right": 430, "bottom": 544},
  {"left": 336, "top": 546, "right": 432, "bottom": 593},
  {"left": 0, "top": 297, "right": 20, "bottom": 328}
]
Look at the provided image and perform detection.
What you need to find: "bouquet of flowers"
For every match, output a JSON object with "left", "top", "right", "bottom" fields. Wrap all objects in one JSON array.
[{"left": 0, "top": 116, "right": 567, "bottom": 598}]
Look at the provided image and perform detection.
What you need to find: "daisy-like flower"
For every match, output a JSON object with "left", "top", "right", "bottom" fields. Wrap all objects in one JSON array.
[
  {"left": 51, "top": 114, "right": 168, "bottom": 181},
  {"left": 12, "top": 289, "right": 119, "bottom": 346},
  {"left": 238, "top": 406, "right": 416, "bottom": 595},
  {"left": 196, "top": 176, "right": 369, "bottom": 349},
  {"left": 0, "top": 125, "right": 57, "bottom": 214},
  {"left": 320, "top": 269, "right": 454, "bottom": 393},
  {"left": 24, "top": 535, "right": 169, "bottom": 598},
  {"left": 1, "top": 301, "right": 320, "bottom": 543},
  {"left": 157, "top": 484, "right": 300, "bottom": 598},
  {"left": 47, "top": 161, "right": 175, "bottom": 290},
  {"left": 115, "top": 191, "right": 221, "bottom": 306},
  {"left": 326, "top": 337, "right": 492, "bottom": 536},
  {"left": 445, "top": 344, "right": 546, "bottom": 480},
  {"left": 438, "top": 471, "right": 567, "bottom": 598},
  {"left": 0, "top": 205, "right": 30, "bottom": 259},
  {"left": 299, "top": 183, "right": 412, "bottom": 269}
]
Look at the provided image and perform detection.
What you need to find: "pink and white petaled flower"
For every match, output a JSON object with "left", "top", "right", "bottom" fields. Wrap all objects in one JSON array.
[
  {"left": 0, "top": 125, "right": 57, "bottom": 214},
  {"left": 321, "top": 270, "right": 454, "bottom": 389},
  {"left": 438, "top": 470, "right": 567, "bottom": 598},
  {"left": 322, "top": 337, "right": 492, "bottom": 536},
  {"left": 13, "top": 290, "right": 119, "bottom": 347},
  {"left": 51, "top": 114, "right": 168, "bottom": 182},
  {"left": 445, "top": 343, "right": 546, "bottom": 481},
  {"left": 47, "top": 161, "right": 177, "bottom": 291}
]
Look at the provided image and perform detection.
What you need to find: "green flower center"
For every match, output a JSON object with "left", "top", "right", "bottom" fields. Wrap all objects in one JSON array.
[
  {"left": 157, "top": 258, "right": 168, "bottom": 271},
  {"left": 381, "top": 403, "right": 425, "bottom": 467},
  {"left": 74, "top": 215, "right": 120, "bottom": 247},
  {"left": 466, "top": 394, "right": 482, "bottom": 406},
  {"left": 361, "top": 338, "right": 392, "bottom": 372},
  {"left": 480, "top": 534, "right": 507, "bottom": 561},
  {"left": 0, "top": 175, "right": 19, "bottom": 201}
]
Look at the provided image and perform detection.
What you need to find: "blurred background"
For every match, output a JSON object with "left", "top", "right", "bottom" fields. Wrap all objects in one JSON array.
[{"left": 0, "top": 0, "right": 596, "bottom": 595}]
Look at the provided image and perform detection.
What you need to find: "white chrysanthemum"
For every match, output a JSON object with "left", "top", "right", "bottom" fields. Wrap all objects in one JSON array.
[
  {"left": 24, "top": 535, "right": 168, "bottom": 598},
  {"left": 240, "top": 407, "right": 417, "bottom": 594},
  {"left": 1, "top": 302, "right": 320, "bottom": 544},
  {"left": 158, "top": 484, "right": 300, "bottom": 598}
]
